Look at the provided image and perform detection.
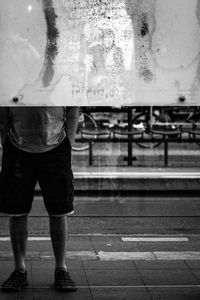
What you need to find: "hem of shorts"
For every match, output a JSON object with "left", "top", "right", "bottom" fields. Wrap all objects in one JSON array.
[
  {"left": 0, "top": 212, "right": 29, "bottom": 217},
  {"left": 48, "top": 210, "right": 74, "bottom": 217}
]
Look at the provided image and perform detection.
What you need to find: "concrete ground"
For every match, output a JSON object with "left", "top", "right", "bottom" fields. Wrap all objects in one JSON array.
[
  {"left": 1, "top": 191, "right": 200, "bottom": 299},
  {"left": 1, "top": 235, "right": 200, "bottom": 299}
]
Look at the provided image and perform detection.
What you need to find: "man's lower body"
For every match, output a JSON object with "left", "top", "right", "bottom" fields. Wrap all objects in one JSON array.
[{"left": 0, "top": 138, "right": 77, "bottom": 292}]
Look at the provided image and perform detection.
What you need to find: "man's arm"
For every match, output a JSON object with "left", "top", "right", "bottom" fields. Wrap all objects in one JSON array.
[
  {"left": 65, "top": 107, "right": 79, "bottom": 146},
  {"left": 0, "top": 107, "right": 10, "bottom": 147}
]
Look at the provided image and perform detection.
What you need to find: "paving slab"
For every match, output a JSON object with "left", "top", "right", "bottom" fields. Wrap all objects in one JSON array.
[
  {"left": 91, "top": 287, "right": 151, "bottom": 300},
  {"left": 2, "top": 233, "right": 200, "bottom": 299},
  {"left": 139, "top": 269, "right": 198, "bottom": 286},
  {"left": 32, "top": 288, "right": 92, "bottom": 300},
  {"left": 0, "top": 290, "right": 34, "bottom": 300},
  {"left": 185, "top": 260, "right": 200, "bottom": 270},
  {"left": 1, "top": 258, "right": 200, "bottom": 299},
  {"left": 134, "top": 260, "right": 188, "bottom": 270},
  {"left": 85, "top": 269, "right": 143, "bottom": 286},
  {"left": 148, "top": 287, "right": 200, "bottom": 300},
  {"left": 189, "top": 270, "right": 200, "bottom": 283},
  {"left": 82, "top": 260, "right": 136, "bottom": 270}
]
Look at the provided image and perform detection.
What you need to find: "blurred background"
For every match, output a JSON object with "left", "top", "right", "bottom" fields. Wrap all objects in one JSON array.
[{"left": 72, "top": 106, "right": 200, "bottom": 169}]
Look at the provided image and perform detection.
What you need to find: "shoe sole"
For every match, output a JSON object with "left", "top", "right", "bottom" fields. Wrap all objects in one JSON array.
[{"left": 54, "top": 285, "right": 77, "bottom": 292}]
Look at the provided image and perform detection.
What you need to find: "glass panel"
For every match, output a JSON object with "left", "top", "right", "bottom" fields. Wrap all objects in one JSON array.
[{"left": 1, "top": 0, "right": 200, "bottom": 106}]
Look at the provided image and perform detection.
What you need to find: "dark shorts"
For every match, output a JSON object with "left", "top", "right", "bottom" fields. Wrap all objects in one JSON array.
[{"left": 0, "top": 138, "right": 74, "bottom": 216}]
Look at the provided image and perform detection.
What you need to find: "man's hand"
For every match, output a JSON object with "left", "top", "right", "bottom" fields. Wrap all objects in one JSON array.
[
  {"left": 0, "top": 107, "right": 9, "bottom": 146},
  {"left": 0, "top": 134, "right": 2, "bottom": 149},
  {"left": 65, "top": 107, "right": 79, "bottom": 147}
]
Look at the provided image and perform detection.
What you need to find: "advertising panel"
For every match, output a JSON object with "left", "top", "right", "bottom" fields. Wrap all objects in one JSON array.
[{"left": 1, "top": 0, "right": 200, "bottom": 106}]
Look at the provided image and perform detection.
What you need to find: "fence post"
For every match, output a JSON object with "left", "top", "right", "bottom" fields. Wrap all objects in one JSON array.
[
  {"left": 164, "top": 138, "right": 168, "bottom": 167},
  {"left": 89, "top": 141, "right": 93, "bottom": 166}
]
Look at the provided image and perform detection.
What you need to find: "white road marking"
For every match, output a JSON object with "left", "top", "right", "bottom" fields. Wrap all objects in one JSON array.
[
  {"left": 98, "top": 251, "right": 155, "bottom": 261},
  {"left": 122, "top": 237, "right": 189, "bottom": 242},
  {"left": 154, "top": 251, "right": 200, "bottom": 260},
  {"left": 74, "top": 172, "right": 200, "bottom": 179},
  {"left": 0, "top": 237, "right": 51, "bottom": 241},
  {"left": 1, "top": 249, "right": 200, "bottom": 260},
  {"left": 0, "top": 250, "right": 97, "bottom": 260},
  {"left": 66, "top": 251, "right": 97, "bottom": 260},
  {"left": 0, "top": 233, "right": 191, "bottom": 242},
  {"left": 99, "top": 251, "right": 200, "bottom": 261},
  {"left": 0, "top": 234, "right": 191, "bottom": 242}
]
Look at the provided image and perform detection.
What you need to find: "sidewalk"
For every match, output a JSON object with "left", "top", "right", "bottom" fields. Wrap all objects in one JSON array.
[
  {"left": 72, "top": 166, "right": 200, "bottom": 192},
  {"left": 1, "top": 235, "right": 200, "bottom": 299}
]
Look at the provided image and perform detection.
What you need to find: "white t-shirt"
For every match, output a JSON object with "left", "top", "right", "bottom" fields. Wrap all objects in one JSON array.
[{"left": 8, "top": 107, "right": 66, "bottom": 153}]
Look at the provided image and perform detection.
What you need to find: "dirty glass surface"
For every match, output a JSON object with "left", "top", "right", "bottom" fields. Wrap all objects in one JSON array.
[{"left": 1, "top": 0, "right": 200, "bottom": 106}]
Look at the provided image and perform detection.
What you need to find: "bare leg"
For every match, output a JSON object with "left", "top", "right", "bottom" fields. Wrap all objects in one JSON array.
[
  {"left": 49, "top": 215, "right": 68, "bottom": 270},
  {"left": 9, "top": 216, "right": 28, "bottom": 272}
]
